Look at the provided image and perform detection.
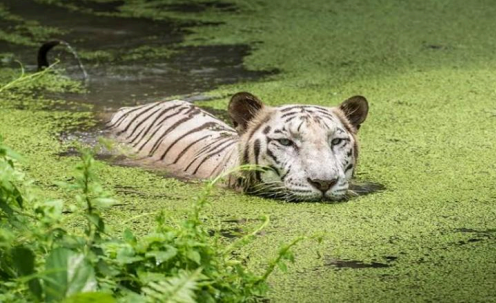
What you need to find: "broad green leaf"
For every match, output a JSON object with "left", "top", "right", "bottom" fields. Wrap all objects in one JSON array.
[
  {"left": 122, "top": 229, "right": 136, "bottom": 244},
  {"left": 85, "top": 214, "right": 105, "bottom": 233},
  {"left": 11, "top": 246, "right": 42, "bottom": 300},
  {"left": 116, "top": 245, "right": 143, "bottom": 264},
  {"left": 145, "top": 247, "right": 178, "bottom": 264},
  {"left": 0, "top": 196, "right": 14, "bottom": 217},
  {"left": 186, "top": 250, "right": 201, "bottom": 265},
  {"left": 44, "top": 248, "right": 97, "bottom": 302},
  {"left": 63, "top": 292, "right": 116, "bottom": 303}
]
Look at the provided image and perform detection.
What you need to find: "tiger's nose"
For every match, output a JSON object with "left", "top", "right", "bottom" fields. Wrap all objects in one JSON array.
[{"left": 307, "top": 178, "right": 338, "bottom": 193}]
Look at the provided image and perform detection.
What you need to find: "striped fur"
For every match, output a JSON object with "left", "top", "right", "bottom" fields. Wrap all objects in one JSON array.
[
  {"left": 108, "top": 100, "right": 239, "bottom": 179},
  {"left": 108, "top": 93, "right": 369, "bottom": 202}
]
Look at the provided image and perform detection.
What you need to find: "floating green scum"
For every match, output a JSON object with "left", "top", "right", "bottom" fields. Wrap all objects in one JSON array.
[{"left": 1, "top": 0, "right": 496, "bottom": 302}]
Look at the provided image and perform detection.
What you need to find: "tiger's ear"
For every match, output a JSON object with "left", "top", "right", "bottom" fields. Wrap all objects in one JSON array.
[
  {"left": 339, "top": 96, "right": 369, "bottom": 131},
  {"left": 228, "top": 92, "right": 264, "bottom": 133}
]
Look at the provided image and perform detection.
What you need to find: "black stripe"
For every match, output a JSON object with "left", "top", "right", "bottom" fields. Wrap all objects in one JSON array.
[
  {"left": 107, "top": 103, "right": 151, "bottom": 128},
  {"left": 209, "top": 148, "right": 234, "bottom": 177},
  {"left": 268, "top": 165, "right": 281, "bottom": 177},
  {"left": 284, "top": 116, "right": 297, "bottom": 123},
  {"left": 254, "top": 139, "right": 261, "bottom": 164},
  {"left": 134, "top": 105, "right": 188, "bottom": 150},
  {"left": 318, "top": 112, "right": 335, "bottom": 120},
  {"left": 147, "top": 108, "right": 202, "bottom": 155},
  {"left": 115, "top": 103, "right": 162, "bottom": 135},
  {"left": 136, "top": 107, "right": 189, "bottom": 150},
  {"left": 266, "top": 148, "right": 279, "bottom": 164},
  {"left": 196, "top": 134, "right": 232, "bottom": 155},
  {"left": 297, "top": 121, "right": 304, "bottom": 132},
  {"left": 172, "top": 134, "right": 212, "bottom": 164},
  {"left": 246, "top": 113, "right": 270, "bottom": 142},
  {"left": 243, "top": 144, "right": 250, "bottom": 164},
  {"left": 123, "top": 107, "right": 164, "bottom": 139},
  {"left": 345, "top": 163, "right": 354, "bottom": 172},
  {"left": 321, "top": 120, "right": 331, "bottom": 130},
  {"left": 159, "top": 122, "right": 221, "bottom": 160},
  {"left": 130, "top": 104, "right": 185, "bottom": 146},
  {"left": 280, "top": 112, "right": 297, "bottom": 119},
  {"left": 185, "top": 137, "right": 233, "bottom": 171},
  {"left": 280, "top": 165, "right": 291, "bottom": 181},
  {"left": 191, "top": 139, "right": 236, "bottom": 175},
  {"left": 280, "top": 105, "right": 304, "bottom": 112},
  {"left": 254, "top": 139, "right": 262, "bottom": 181},
  {"left": 263, "top": 126, "right": 271, "bottom": 134}
]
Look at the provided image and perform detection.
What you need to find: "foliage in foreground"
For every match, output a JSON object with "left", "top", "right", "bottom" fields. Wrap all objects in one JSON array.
[{"left": 0, "top": 138, "right": 313, "bottom": 302}]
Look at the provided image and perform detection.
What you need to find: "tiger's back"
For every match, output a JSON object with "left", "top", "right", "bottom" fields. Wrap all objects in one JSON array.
[{"left": 108, "top": 100, "right": 239, "bottom": 179}]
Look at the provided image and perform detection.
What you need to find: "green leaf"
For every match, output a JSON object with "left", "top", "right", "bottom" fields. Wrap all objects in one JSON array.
[
  {"left": 93, "top": 197, "right": 116, "bottom": 208},
  {"left": 12, "top": 186, "right": 23, "bottom": 209},
  {"left": 122, "top": 229, "right": 136, "bottom": 244},
  {"left": 145, "top": 247, "right": 178, "bottom": 264},
  {"left": 11, "top": 246, "right": 42, "bottom": 300},
  {"left": 0, "top": 196, "right": 14, "bottom": 218},
  {"left": 116, "top": 246, "right": 143, "bottom": 265},
  {"left": 85, "top": 213, "right": 105, "bottom": 233},
  {"left": 186, "top": 250, "right": 201, "bottom": 265},
  {"left": 277, "top": 261, "right": 288, "bottom": 273},
  {"left": 62, "top": 292, "right": 116, "bottom": 303},
  {"left": 44, "top": 248, "right": 97, "bottom": 302}
]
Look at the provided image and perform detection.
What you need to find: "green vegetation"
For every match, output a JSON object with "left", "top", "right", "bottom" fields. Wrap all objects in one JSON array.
[
  {"left": 1, "top": 0, "right": 496, "bottom": 302},
  {"left": 0, "top": 137, "right": 313, "bottom": 302}
]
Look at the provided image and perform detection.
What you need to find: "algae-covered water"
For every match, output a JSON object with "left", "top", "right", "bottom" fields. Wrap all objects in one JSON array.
[{"left": 1, "top": 0, "right": 496, "bottom": 302}]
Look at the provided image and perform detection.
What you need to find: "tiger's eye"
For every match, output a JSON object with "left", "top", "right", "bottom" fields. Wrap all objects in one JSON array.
[
  {"left": 277, "top": 138, "right": 293, "bottom": 146},
  {"left": 331, "top": 138, "right": 343, "bottom": 146}
]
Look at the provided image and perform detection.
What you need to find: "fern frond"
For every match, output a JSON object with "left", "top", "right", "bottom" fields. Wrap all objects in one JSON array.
[{"left": 142, "top": 268, "right": 202, "bottom": 303}]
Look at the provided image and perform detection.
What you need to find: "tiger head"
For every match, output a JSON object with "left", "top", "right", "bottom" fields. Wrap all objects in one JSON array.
[{"left": 228, "top": 92, "right": 369, "bottom": 202}]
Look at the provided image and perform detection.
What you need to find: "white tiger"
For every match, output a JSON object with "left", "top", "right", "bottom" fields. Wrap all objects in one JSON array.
[{"left": 108, "top": 92, "right": 369, "bottom": 202}]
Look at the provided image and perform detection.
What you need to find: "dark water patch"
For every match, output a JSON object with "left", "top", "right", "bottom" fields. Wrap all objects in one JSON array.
[
  {"left": 208, "top": 227, "right": 243, "bottom": 239},
  {"left": 81, "top": 1, "right": 125, "bottom": 13},
  {"left": 423, "top": 42, "right": 451, "bottom": 51},
  {"left": 457, "top": 238, "right": 484, "bottom": 245},
  {"left": 58, "top": 127, "right": 107, "bottom": 147},
  {"left": 384, "top": 256, "right": 398, "bottom": 262},
  {"left": 2, "top": 0, "right": 274, "bottom": 112},
  {"left": 325, "top": 258, "right": 392, "bottom": 269},
  {"left": 164, "top": 1, "right": 239, "bottom": 13},
  {"left": 39, "top": 43, "right": 274, "bottom": 112},
  {"left": 55, "top": 146, "right": 80, "bottom": 158},
  {"left": 222, "top": 217, "right": 263, "bottom": 224},
  {"left": 3, "top": 0, "right": 187, "bottom": 52},
  {"left": 112, "top": 184, "right": 182, "bottom": 200},
  {"left": 349, "top": 181, "right": 385, "bottom": 196},
  {"left": 455, "top": 228, "right": 496, "bottom": 234},
  {"left": 452, "top": 228, "right": 495, "bottom": 247}
]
